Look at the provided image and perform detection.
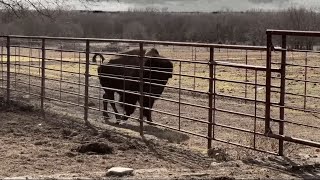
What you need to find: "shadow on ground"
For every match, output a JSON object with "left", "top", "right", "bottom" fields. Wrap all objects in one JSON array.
[{"left": 103, "top": 118, "right": 190, "bottom": 144}]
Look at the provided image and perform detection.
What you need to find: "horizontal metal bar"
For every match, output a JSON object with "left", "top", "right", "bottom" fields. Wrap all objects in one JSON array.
[
  {"left": 144, "top": 93, "right": 209, "bottom": 110},
  {"left": 97, "top": 63, "right": 198, "bottom": 79},
  {"left": 213, "top": 138, "right": 278, "bottom": 155},
  {"left": 147, "top": 106, "right": 210, "bottom": 125},
  {"left": 45, "top": 96, "right": 84, "bottom": 108},
  {"left": 267, "top": 29, "right": 320, "bottom": 37},
  {"left": 11, "top": 80, "right": 41, "bottom": 88},
  {"left": 45, "top": 57, "right": 86, "bottom": 65},
  {"left": 3, "top": 35, "right": 268, "bottom": 50},
  {"left": 270, "top": 117, "right": 320, "bottom": 130},
  {"left": 45, "top": 67, "right": 82, "bottom": 75},
  {"left": 46, "top": 77, "right": 84, "bottom": 87},
  {"left": 88, "top": 93, "right": 141, "bottom": 109},
  {"left": 12, "top": 63, "right": 41, "bottom": 70},
  {"left": 272, "top": 48, "right": 320, "bottom": 54},
  {"left": 215, "top": 107, "right": 268, "bottom": 121},
  {"left": 215, "top": 93, "right": 279, "bottom": 105},
  {"left": 10, "top": 45, "right": 41, "bottom": 50},
  {"left": 285, "top": 77, "right": 320, "bottom": 85},
  {"left": 94, "top": 51, "right": 210, "bottom": 65},
  {"left": 282, "top": 91, "right": 320, "bottom": 100},
  {"left": 11, "top": 45, "right": 86, "bottom": 54},
  {"left": 88, "top": 84, "right": 209, "bottom": 111},
  {"left": 10, "top": 71, "right": 41, "bottom": 79},
  {"left": 47, "top": 48, "right": 85, "bottom": 54},
  {"left": 93, "top": 73, "right": 209, "bottom": 95},
  {"left": 165, "top": 85, "right": 209, "bottom": 94},
  {"left": 215, "top": 60, "right": 280, "bottom": 72},
  {"left": 145, "top": 54, "right": 210, "bottom": 65},
  {"left": 45, "top": 86, "right": 85, "bottom": 98},
  {"left": 11, "top": 54, "right": 41, "bottom": 60},
  {"left": 216, "top": 77, "right": 274, "bottom": 88},
  {"left": 271, "top": 104, "right": 320, "bottom": 115},
  {"left": 270, "top": 89, "right": 320, "bottom": 103},
  {"left": 147, "top": 121, "right": 209, "bottom": 139},
  {"left": 267, "top": 133, "right": 320, "bottom": 148},
  {"left": 8, "top": 87, "right": 41, "bottom": 98},
  {"left": 215, "top": 122, "right": 265, "bottom": 135},
  {"left": 284, "top": 63, "right": 320, "bottom": 69},
  {"left": 89, "top": 106, "right": 140, "bottom": 121}
]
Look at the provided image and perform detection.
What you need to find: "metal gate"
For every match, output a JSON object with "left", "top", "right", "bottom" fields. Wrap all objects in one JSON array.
[
  {"left": 265, "top": 29, "right": 320, "bottom": 155},
  {"left": 0, "top": 30, "right": 320, "bottom": 156}
]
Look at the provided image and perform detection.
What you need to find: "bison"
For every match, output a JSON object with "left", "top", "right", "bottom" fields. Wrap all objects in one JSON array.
[{"left": 93, "top": 48, "right": 173, "bottom": 124}]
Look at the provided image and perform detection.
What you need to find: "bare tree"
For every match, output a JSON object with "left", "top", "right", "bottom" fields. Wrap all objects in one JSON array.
[
  {"left": 0, "top": 0, "right": 66, "bottom": 18},
  {"left": 0, "top": 0, "right": 112, "bottom": 18}
]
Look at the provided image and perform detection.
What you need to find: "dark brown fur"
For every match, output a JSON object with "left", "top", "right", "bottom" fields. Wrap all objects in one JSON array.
[{"left": 93, "top": 48, "right": 173, "bottom": 123}]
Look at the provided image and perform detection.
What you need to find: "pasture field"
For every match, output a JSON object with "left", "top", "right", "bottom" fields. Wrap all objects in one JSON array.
[{"left": 0, "top": 43, "right": 320, "bottom": 178}]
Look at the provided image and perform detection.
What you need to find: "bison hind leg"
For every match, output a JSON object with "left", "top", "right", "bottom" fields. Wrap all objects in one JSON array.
[
  {"left": 143, "top": 97, "right": 155, "bottom": 123},
  {"left": 120, "top": 94, "right": 139, "bottom": 121},
  {"left": 102, "top": 93, "right": 111, "bottom": 122},
  {"left": 103, "top": 91, "right": 122, "bottom": 122}
]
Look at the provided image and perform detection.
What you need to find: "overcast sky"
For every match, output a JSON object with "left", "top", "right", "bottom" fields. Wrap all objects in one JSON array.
[{"left": 64, "top": 0, "right": 320, "bottom": 12}]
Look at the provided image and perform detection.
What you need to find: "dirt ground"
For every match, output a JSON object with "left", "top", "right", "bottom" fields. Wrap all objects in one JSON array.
[{"left": 0, "top": 101, "right": 320, "bottom": 179}]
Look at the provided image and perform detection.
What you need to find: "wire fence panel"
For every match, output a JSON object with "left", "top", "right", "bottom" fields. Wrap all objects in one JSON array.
[{"left": 0, "top": 31, "right": 319, "bottom": 156}]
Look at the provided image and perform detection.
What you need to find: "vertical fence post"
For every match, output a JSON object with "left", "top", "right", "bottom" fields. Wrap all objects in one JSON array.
[
  {"left": 245, "top": 50, "right": 248, "bottom": 103},
  {"left": 41, "top": 38, "right": 46, "bottom": 116},
  {"left": 208, "top": 47, "right": 214, "bottom": 149},
  {"left": 265, "top": 32, "right": 272, "bottom": 134},
  {"left": 178, "top": 61, "right": 181, "bottom": 130},
  {"left": 253, "top": 70, "right": 258, "bottom": 149},
  {"left": 6, "top": 36, "right": 10, "bottom": 104},
  {"left": 279, "top": 35, "right": 286, "bottom": 156},
  {"left": 1, "top": 45, "right": 3, "bottom": 89},
  {"left": 139, "top": 43, "right": 144, "bottom": 136},
  {"left": 84, "top": 40, "right": 90, "bottom": 126},
  {"left": 193, "top": 48, "right": 196, "bottom": 91},
  {"left": 303, "top": 52, "right": 308, "bottom": 110}
]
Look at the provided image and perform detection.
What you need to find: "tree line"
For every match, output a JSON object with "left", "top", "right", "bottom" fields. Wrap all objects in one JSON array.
[{"left": 0, "top": 7, "right": 319, "bottom": 48}]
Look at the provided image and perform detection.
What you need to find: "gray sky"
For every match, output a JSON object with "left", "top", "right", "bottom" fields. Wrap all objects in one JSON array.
[{"left": 64, "top": 0, "right": 320, "bottom": 12}]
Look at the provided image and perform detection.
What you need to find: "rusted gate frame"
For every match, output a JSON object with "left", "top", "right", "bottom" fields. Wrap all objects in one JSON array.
[{"left": 265, "top": 29, "right": 320, "bottom": 155}]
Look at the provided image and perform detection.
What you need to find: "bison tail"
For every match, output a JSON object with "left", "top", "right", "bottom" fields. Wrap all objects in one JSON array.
[{"left": 92, "top": 53, "right": 105, "bottom": 63}]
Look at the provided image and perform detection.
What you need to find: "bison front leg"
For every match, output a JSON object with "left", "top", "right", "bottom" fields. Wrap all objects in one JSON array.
[
  {"left": 143, "top": 97, "right": 155, "bottom": 124},
  {"left": 106, "top": 91, "right": 122, "bottom": 120},
  {"left": 103, "top": 91, "right": 121, "bottom": 122},
  {"left": 102, "top": 93, "right": 110, "bottom": 122}
]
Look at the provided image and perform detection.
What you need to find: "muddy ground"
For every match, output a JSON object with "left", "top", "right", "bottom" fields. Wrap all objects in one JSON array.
[{"left": 0, "top": 101, "right": 320, "bottom": 179}]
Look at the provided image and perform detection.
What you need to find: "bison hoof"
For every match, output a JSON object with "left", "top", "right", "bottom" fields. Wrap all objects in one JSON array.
[
  {"left": 115, "top": 119, "right": 126, "bottom": 125},
  {"left": 115, "top": 115, "right": 122, "bottom": 120},
  {"left": 103, "top": 116, "right": 110, "bottom": 123},
  {"left": 146, "top": 121, "right": 154, "bottom": 125}
]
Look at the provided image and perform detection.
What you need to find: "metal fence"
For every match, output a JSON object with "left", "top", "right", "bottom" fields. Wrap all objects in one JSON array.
[{"left": 0, "top": 30, "right": 320, "bottom": 156}]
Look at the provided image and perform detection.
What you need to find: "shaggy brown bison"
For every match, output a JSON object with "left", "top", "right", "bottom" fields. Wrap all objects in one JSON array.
[{"left": 93, "top": 48, "right": 173, "bottom": 123}]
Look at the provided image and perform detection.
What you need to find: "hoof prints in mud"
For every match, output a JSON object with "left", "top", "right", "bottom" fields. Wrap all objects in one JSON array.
[{"left": 76, "top": 142, "right": 114, "bottom": 154}]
